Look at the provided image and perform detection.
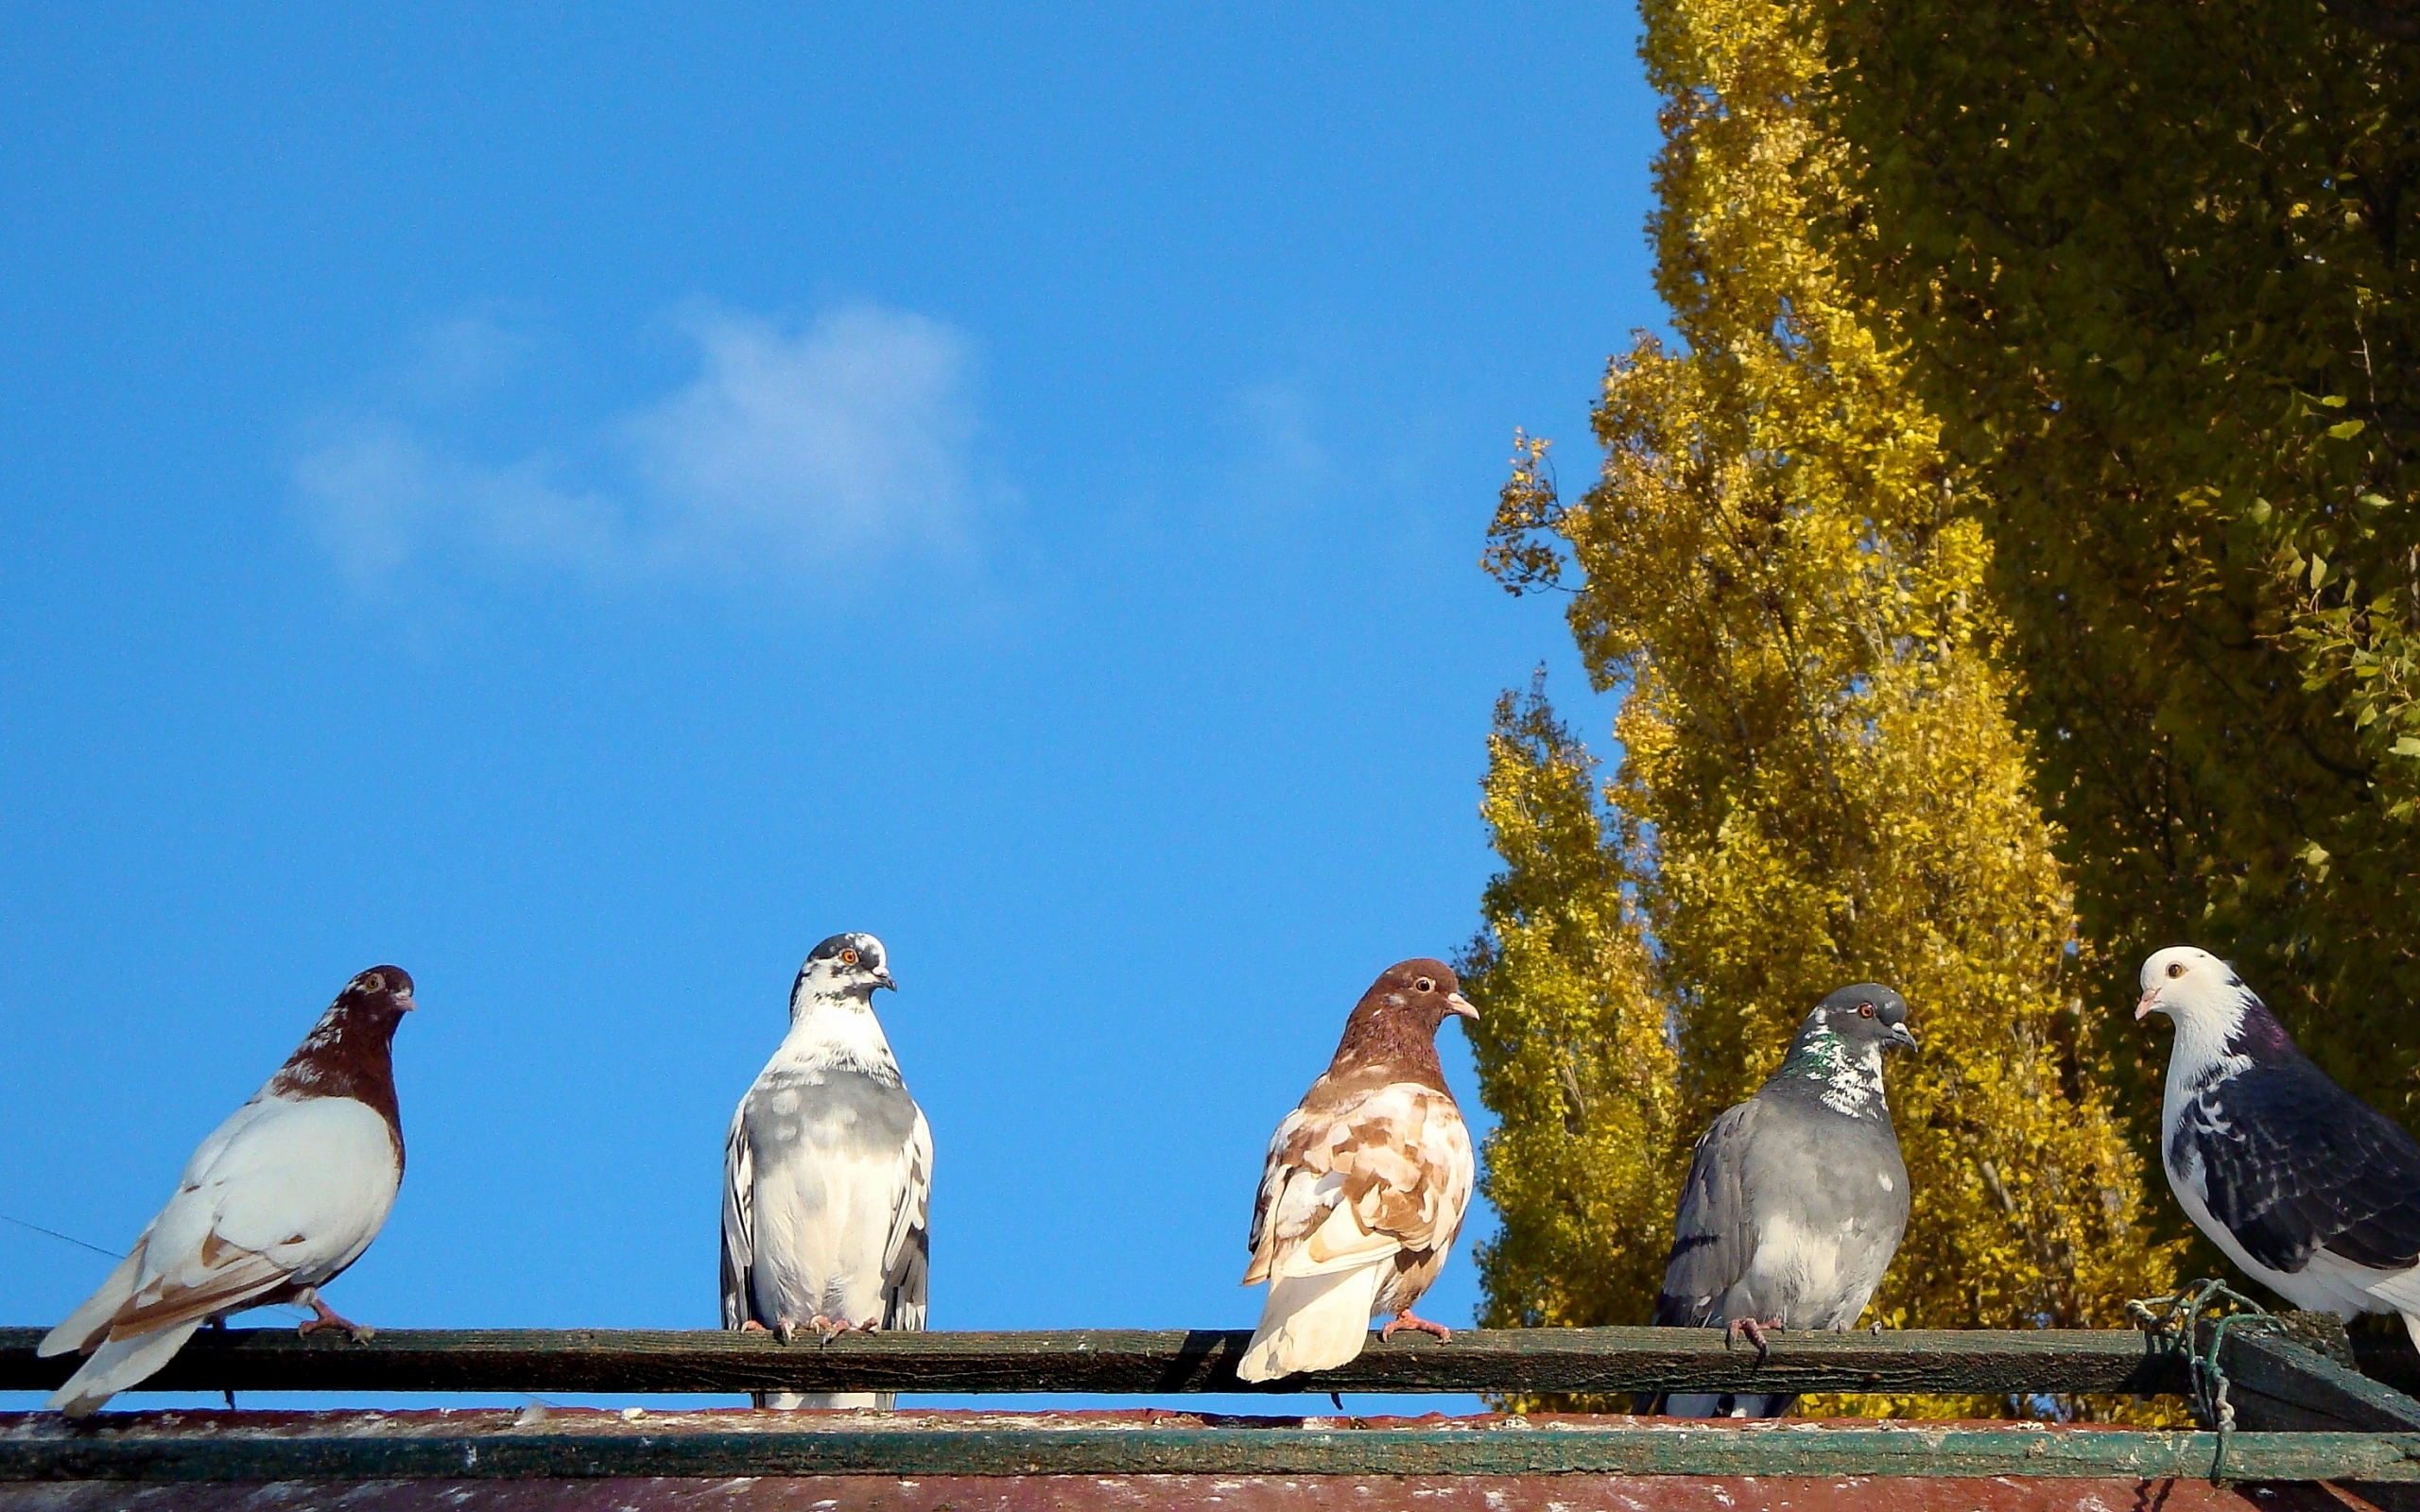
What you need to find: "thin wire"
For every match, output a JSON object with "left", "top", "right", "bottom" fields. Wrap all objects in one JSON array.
[
  {"left": 1, "top": 1210, "right": 310, "bottom": 1321},
  {"left": 0, "top": 1211, "right": 123, "bottom": 1260}
]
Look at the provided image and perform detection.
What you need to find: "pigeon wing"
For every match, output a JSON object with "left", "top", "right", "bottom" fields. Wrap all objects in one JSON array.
[
  {"left": 881, "top": 1105, "right": 932, "bottom": 1332},
  {"left": 719, "top": 1099, "right": 756, "bottom": 1331},
  {"left": 2187, "top": 1061, "right": 2420, "bottom": 1275},
  {"left": 101, "top": 1094, "right": 397, "bottom": 1342},
  {"left": 1243, "top": 1083, "right": 1465, "bottom": 1285},
  {"left": 1653, "top": 1100, "right": 1762, "bottom": 1327}
]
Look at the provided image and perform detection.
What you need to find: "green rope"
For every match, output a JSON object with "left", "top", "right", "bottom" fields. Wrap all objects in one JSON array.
[{"left": 2125, "top": 1278, "right": 2280, "bottom": 1483}]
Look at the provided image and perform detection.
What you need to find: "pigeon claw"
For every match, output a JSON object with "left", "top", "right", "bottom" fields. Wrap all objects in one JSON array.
[
  {"left": 297, "top": 1297, "right": 375, "bottom": 1344},
  {"left": 772, "top": 1318, "right": 804, "bottom": 1345},
  {"left": 1724, "top": 1316, "right": 1784, "bottom": 1364},
  {"left": 738, "top": 1319, "right": 770, "bottom": 1333},
  {"left": 808, "top": 1314, "right": 849, "bottom": 1345},
  {"left": 1379, "top": 1312, "right": 1454, "bottom": 1344}
]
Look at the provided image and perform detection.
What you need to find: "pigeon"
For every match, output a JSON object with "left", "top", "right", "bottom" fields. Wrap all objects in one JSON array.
[
  {"left": 1236, "top": 958, "right": 1478, "bottom": 1383},
  {"left": 1647, "top": 983, "right": 1916, "bottom": 1418},
  {"left": 40, "top": 966, "right": 414, "bottom": 1418},
  {"left": 2137, "top": 946, "right": 2420, "bottom": 1345},
  {"left": 722, "top": 932, "right": 931, "bottom": 1410}
]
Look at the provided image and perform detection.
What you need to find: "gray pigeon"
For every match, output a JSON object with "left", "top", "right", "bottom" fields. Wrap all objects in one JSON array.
[
  {"left": 721, "top": 933, "right": 930, "bottom": 1410},
  {"left": 1647, "top": 983, "right": 1916, "bottom": 1418}
]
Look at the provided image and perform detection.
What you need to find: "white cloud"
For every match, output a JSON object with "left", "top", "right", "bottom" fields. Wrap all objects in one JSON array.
[{"left": 294, "top": 303, "right": 988, "bottom": 589}]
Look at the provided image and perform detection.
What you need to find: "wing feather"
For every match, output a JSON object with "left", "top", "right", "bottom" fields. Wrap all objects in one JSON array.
[
  {"left": 2185, "top": 1061, "right": 2420, "bottom": 1275},
  {"left": 719, "top": 1100, "right": 756, "bottom": 1331},
  {"left": 881, "top": 1107, "right": 932, "bottom": 1332},
  {"left": 1654, "top": 1101, "right": 1762, "bottom": 1327}
]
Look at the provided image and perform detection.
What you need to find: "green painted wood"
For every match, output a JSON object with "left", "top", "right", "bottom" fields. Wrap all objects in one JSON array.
[
  {"left": 4, "top": 1424, "right": 2418, "bottom": 1482},
  {"left": 2221, "top": 1329, "right": 2420, "bottom": 1434},
  {"left": 0, "top": 1326, "right": 2189, "bottom": 1397}
]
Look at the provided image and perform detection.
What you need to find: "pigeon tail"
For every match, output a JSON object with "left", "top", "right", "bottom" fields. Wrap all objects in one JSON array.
[
  {"left": 39, "top": 1246, "right": 146, "bottom": 1359},
  {"left": 757, "top": 1391, "right": 896, "bottom": 1411},
  {"left": 1655, "top": 1390, "right": 1796, "bottom": 1419},
  {"left": 46, "top": 1319, "right": 206, "bottom": 1418},
  {"left": 1236, "top": 1263, "right": 1385, "bottom": 1383}
]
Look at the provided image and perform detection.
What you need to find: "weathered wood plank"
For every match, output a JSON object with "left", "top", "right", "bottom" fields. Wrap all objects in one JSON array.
[
  {"left": 2221, "top": 1328, "right": 2420, "bottom": 1434},
  {"left": 3, "top": 1420, "right": 2417, "bottom": 1482},
  {"left": 0, "top": 1327, "right": 2188, "bottom": 1397}
]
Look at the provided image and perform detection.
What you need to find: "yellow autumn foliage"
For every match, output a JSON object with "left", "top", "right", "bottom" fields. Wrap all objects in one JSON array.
[{"left": 1465, "top": 0, "right": 2182, "bottom": 1418}]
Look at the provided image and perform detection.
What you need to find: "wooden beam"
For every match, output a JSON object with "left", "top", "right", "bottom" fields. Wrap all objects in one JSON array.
[
  {"left": 3, "top": 1416, "right": 2417, "bottom": 1482},
  {"left": 2221, "top": 1328, "right": 2420, "bottom": 1435},
  {"left": 0, "top": 1326, "right": 2190, "bottom": 1398}
]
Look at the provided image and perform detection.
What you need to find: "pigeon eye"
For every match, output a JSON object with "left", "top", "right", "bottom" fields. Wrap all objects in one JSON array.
[
  {"left": 1858, "top": 1004, "right": 1875, "bottom": 1018},
  {"left": 1415, "top": 976, "right": 1435, "bottom": 993},
  {"left": 2167, "top": 962, "right": 2186, "bottom": 979},
  {"left": 840, "top": 948, "right": 860, "bottom": 966}
]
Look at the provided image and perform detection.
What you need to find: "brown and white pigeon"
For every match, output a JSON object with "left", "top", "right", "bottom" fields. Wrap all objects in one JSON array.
[
  {"left": 1236, "top": 957, "right": 1478, "bottom": 1383},
  {"left": 40, "top": 966, "right": 414, "bottom": 1417}
]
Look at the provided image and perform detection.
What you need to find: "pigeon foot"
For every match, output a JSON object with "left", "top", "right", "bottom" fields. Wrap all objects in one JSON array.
[
  {"left": 808, "top": 1314, "right": 850, "bottom": 1344},
  {"left": 1380, "top": 1312, "right": 1454, "bottom": 1343},
  {"left": 855, "top": 1315, "right": 882, "bottom": 1332},
  {"left": 1723, "top": 1316, "right": 1784, "bottom": 1363},
  {"left": 739, "top": 1320, "right": 770, "bottom": 1333},
  {"left": 772, "top": 1317, "right": 804, "bottom": 1345},
  {"left": 297, "top": 1296, "right": 375, "bottom": 1343}
]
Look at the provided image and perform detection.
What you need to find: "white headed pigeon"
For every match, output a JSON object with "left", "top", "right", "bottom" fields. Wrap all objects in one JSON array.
[
  {"left": 722, "top": 932, "right": 930, "bottom": 1410},
  {"left": 2138, "top": 946, "right": 2420, "bottom": 1345},
  {"left": 1236, "top": 958, "right": 1478, "bottom": 1383},
  {"left": 1649, "top": 983, "right": 1917, "bottom": 1418},
  {"left": 40, "top": 966, "right": 414, "bottom": 1418}
]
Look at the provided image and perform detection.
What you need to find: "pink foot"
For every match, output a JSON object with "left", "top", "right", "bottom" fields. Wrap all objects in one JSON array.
[
  {"left": 739, "top": 1319, "right": 770, "bottom": 1333},
  {"left": 297, "top": 1295, "right": 374, "bottom": 1343},
  {"left": 1380, "top": 1312, "right": 1454, "bottom": 1343},
  {"left": 1724, "top": 1316, "right": 1784, "bottom": 1363}
]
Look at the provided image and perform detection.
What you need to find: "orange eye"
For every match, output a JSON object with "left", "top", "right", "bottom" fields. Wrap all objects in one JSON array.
[
  {"left": 1415, "top": 976, "right": 1435, "bottom": 992},
  {"left": 840, "top": 948, "right": 860, "bottom": 966},
  {"left": 2167, "top": 962, "right": 2186, "bottom": 979},
  {"left": 1858, "top": 1004, "right": 1875, "bottom": 1017}
]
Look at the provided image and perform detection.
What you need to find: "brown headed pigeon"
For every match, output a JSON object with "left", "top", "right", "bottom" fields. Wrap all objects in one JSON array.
[
  {"left": 41, "top": 966, "right": 414, "bottom": 1417},
  {"left": 723, "top": 932, "right": 931, "bottom": 1410},
  {"left": 1236, "top": 957, "right": 1478, "bottom": 1383}
]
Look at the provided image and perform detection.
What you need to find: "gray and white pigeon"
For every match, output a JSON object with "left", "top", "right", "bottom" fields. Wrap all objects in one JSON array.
[
  {"left": 1236, "top": 958, "right": 1478, "bottom": 1383},
  {"left": 2137, "top": 946, "right": 2420, "bottom": 1344},
  {"left": 721, "top": 932, "right": 931, "bottom": 1410},
  {"left": 40, "top": 966, "right": 414, "bottom": 1418},
  {"left": 1647, "top": 983, "right": 1917, "bottom": 1418}
]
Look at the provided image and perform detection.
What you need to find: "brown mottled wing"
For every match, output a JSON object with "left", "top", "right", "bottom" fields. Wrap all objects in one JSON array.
[{"left": 1244, "top": 1082, "right": 1472, "bottom": 1285}]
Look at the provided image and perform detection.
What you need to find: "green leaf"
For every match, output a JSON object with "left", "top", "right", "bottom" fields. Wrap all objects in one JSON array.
[
  {"left": 2392, "top": 737, "right": 2420, "bottom": 757},
  {"left": 2320, "top": 394, "right": 2351, "bottom": 407},
  {"left": 2327, "top": 419, "right": 2367, "bottom": 439}
]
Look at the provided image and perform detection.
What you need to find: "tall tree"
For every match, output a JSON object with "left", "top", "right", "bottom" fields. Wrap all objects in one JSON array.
[
  {"left": 1467, "top": 0, "right": 2176, "bottom": 1412},
  {"left": 1812, "top": 0, "right": 2420, "bottom": 1121}
]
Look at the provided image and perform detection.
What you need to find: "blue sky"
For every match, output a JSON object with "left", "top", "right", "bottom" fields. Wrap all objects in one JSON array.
[{"left": 0, "top": 7, "right": 1658, "bottom": 1415}]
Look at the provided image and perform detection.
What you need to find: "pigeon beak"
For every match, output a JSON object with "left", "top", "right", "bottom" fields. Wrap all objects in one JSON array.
[
  {"left": 1887, "top": 1022, "right": 1917, "bottom": 1051},
  {"left": 1445, "top": 992, "right": 1479, "bottom": 1022},
  {"left": 873, "top": 971, "right": 898, "bottom": 993},
  {"left": 397, "top": 990, "right": 416, "bottom": 1012},
  {"left": 2135, "top": 989, "right": 2159, "bottom": 1022}
]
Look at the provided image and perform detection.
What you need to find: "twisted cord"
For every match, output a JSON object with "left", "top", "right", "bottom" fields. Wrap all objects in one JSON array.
[{"left": 2126, "top": 1278, "right": 2278, "bottom": 1482}]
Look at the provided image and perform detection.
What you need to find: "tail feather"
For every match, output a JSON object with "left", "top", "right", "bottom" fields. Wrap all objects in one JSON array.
[
  {"left": 1236, "top": 1263, "right": 1385, "bottom": 1383},
  {"left": 46, "top": 1319, "right": 204, "bottom": 1418},
  {"left": 40, "top": 1246, "right": 147, "bottom": 1359}
]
